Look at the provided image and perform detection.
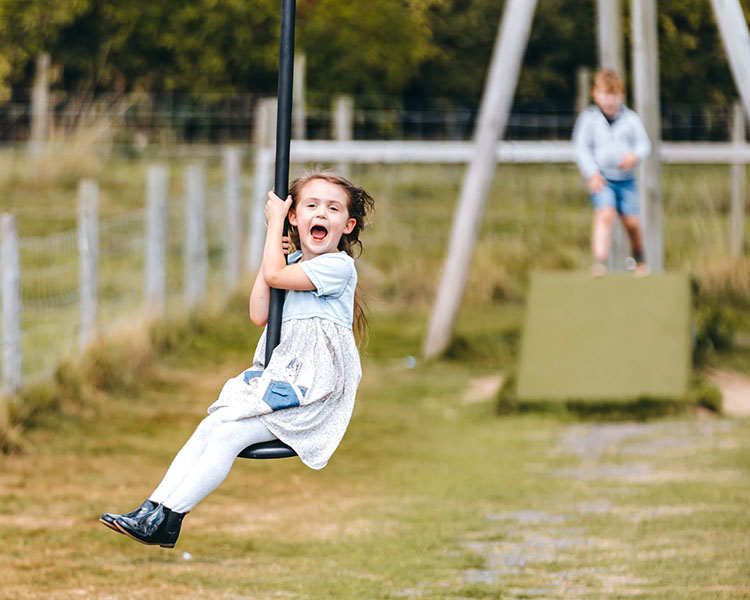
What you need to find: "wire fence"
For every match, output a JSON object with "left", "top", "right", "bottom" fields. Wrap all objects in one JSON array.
[
  {"left": 3, "top": 168, "right": 249, "bottom": 388},
  {"left": 1, "top": 90, "right": 747, "bottom": 145}
]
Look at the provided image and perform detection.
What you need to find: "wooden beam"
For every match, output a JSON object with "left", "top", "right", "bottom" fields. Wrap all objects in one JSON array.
[
  {"left": 631, "top": 0, "right": 664, "bottom": 271},
  {"left": 710, "top": 0, "right": 750, "bottom": 122},
  {"left": 597, "top": 0, "right": 624, "bottom": 73},
  {"left": 422, "top": 0, "right": 538, "bottom": 359},
  {"left": 730, "top": 101, "right": 747, "bottom": 257},
  {"left": 287, "top": 139, "right": 750, "bottom": 165}
]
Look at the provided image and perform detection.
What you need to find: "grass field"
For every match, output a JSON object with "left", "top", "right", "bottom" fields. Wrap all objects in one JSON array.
[{"left": 1, "top": 304, "right": 749, "bottom": 599}]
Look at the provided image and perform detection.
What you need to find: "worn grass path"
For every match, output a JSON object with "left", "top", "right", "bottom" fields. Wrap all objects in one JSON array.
[{"left": 2, "top": 308, "right": 750, "bottom": 599}]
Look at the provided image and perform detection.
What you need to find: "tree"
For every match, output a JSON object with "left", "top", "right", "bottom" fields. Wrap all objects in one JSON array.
[
  {"left": 297, "top": 0, "right": 438, "bottom": 99},
  {"left": 52, "top": 0, "right": 280, "bottom": 93},
  {"left": 1, "top": 0, "right": 749, "bottom": 111},
  {"left": 645, "top": 0, "right": 750, "bottom": 104},
  {"left": 0, "top": 0, "right": 88, "bottom": 100}
]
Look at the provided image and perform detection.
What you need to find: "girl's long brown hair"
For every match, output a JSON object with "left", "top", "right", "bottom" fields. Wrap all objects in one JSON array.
[{"left": 287, "top": 172, "right": 374, "bottom": 343}]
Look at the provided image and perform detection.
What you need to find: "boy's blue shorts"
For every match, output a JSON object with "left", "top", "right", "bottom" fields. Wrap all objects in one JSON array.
[{"left": 590, "top": 178, "right": 640, "bottom": 216}]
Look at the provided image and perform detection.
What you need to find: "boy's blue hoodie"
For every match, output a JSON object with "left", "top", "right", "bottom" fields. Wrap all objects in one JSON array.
[{"left": 573, "top": 105, "right": 651, "bottom": 181}]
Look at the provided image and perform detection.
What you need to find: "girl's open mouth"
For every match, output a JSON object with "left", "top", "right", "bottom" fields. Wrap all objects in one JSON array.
[{"left": 311, "top": 225, "right": 328, "bottom": 241}]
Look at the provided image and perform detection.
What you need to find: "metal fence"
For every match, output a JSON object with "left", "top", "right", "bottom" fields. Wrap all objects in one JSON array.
[{"left": 1, "top": 91, "right": 746, "bottom": 145}]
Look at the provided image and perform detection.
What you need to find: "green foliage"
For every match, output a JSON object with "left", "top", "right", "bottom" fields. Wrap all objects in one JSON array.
[
  {"left": 443, "top": 326, "right": 520, "bottom": 368},
  {"left": 403, "top": 0, "right": 503, "bottom": 101},
  {"left": 651, "top": 0, "right": 748, "bottom": 104},
  {"left": 2, "top": 0, "right": 749, "bottom": 104},
  {"left": 80, "top": 337, "right": 153, "bottom": 394},
  {"left": 687, "top": 373, "right": 723, "bottom": 412},
  {"left": 299, "top": 0, "right": 439, "bottom": 97},
  {"left": 518, "top": 0, "right": 597, "bottom": 99},
  {"left": 693, "top": 299, "right": 737, "bottom": 366},
  {"left": 496, "top": 371, "right": 518, "bottom": 415},
  {"left": 0, "top": 0, "right": 89, "bottom": 98},
  {"left": 53, "top": 0, "right": 280, "bottom": 93},
  {"left": 8, "top": 380, "right": 64, "bottom": 429}
]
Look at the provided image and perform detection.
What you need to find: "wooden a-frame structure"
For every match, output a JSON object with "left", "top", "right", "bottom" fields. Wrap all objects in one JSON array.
[{"left": 423, "top": 0, "right": 750, "bottom": 359}]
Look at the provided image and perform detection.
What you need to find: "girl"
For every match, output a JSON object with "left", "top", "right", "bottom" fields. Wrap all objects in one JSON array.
[{"left": 100, "top": 173, "right": 374, "bottom": 548}]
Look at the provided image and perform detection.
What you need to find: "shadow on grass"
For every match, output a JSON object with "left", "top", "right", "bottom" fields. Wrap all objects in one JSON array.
[{"left": 496, "top": 373, "right": 722, "bottom": 422}]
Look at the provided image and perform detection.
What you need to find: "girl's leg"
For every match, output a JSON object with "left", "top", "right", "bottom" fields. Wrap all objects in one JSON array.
[
  {"left": 160, "top": 416, "right": 276, "bottom": 513},
  {"left": 149, "top": 412, "right": 231, "bottom": 504}
]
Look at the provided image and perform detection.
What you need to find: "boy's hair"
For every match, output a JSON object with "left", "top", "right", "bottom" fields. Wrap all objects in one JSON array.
[
  {"left": 287, "top": 172, "right": 375, "bottom": 343},
  {"left": 593, "top": 68, "right": 625, "bottom": 95}
]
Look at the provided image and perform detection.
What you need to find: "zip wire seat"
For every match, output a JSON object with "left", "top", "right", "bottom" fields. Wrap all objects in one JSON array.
[{"left": 239, "top": 439, "right": 297, "bottom": 460}]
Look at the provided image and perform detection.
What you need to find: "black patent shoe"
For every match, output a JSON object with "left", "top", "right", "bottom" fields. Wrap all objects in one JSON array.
[
  {"left": 99, "top": 499, "right": 157, "bottom": 534},
  {"left": 114, "top": 503, "right": 187, "bottom": 548}
]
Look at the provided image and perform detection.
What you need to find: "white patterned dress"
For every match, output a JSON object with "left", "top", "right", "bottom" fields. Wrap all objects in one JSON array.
[{"left": 207, "top": 251, "right": 361, "bottom": 470}]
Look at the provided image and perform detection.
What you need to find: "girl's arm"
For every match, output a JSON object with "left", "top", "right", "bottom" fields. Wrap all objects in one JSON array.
[
  {"left": 249, "top": 267, "right": 270, "bottom": 326},
  {"left": 249, "top": 234, "right": 291, "bottom": 326},
  {"left": 263, "top": 192, "right": 316, "bottom": 291}
]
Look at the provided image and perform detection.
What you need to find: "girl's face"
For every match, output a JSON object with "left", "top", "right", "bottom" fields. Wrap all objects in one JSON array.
[{"left": 289, "top": 178, "right": 356, "bottom": 259}]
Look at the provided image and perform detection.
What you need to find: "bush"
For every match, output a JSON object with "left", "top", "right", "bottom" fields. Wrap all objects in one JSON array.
[
  {"left": 80, "top": 334, "right": 153, "bottom": 394},
  {"left": 693, "top": 300, "right": 736, "bottom": 366},
  {"left": 687, "top": 374, "right": 723, "bottom": 413}
]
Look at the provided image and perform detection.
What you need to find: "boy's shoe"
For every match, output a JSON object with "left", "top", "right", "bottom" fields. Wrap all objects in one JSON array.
[
  {"left": 115, "top": 503, "right": 187, "bottom": 548},
  {"left": 591, "top": 263, "right": 607, "bottom": 278},
  {"left": 633, "top": 263, "right": 651, "bottom": 278},
  {"left": 99, "top": 499, "right": 157, "bottom": 533}
]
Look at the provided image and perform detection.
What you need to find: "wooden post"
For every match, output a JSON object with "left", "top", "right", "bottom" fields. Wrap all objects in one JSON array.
[
  {"left": 249, "top": 149, "right": 274, "bottom": 274},
  {"left": 710, "top": 0, "right": 750, "bottom": 123},
  {"left": 254, "top": 98, "right": 277, "bottom": 153},
  {"left": 597, "top": 0, "right": 624, "bottom": 73},
  {"left": 576, "top": 67, "right": 592, "bottom": 115},
  {"left": 248, "top": 99, "right": 277, "bottom": 274},
  {"left": 293, "top": 54, "right": 306, "bottom": 140},
  {"left": 144, "top": 164, "right": 168, "bottom": 315},
  {"left": 711, "top": 0, "right": 750, "bottom": 257},
  {"left": 333, "top": 95, "right": 354, "bottom": 177},
  {"left": 631, "top": 0, "right": 664, "bottom": 272},
  {"left": 28, "top": 53, "right": 50, "bottom": 161},
  {"left": 731, "top": 101, "right": 747, "bottom": 257},
  {"left": 183, "top": 163, "right": 208, "bottom": 309},
  {"left": 78, "top": 179, "right": 99, "bottom": 348},
  {"left": 423, "top": 0, "right": 538, "bottom": 359},
  {"left": 1, "top": 214, "right": 22, "bottom": 395},
  {"left": 223, "top": 146, "right": 242, "bottom": 291},
  {"left": 597, "top": 0, "right": 628, "bottom": 271}
]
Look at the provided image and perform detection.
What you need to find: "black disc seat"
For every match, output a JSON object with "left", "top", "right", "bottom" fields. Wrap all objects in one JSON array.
[{"left": 238, "top": 440, "right": 297, "bottom": 459}]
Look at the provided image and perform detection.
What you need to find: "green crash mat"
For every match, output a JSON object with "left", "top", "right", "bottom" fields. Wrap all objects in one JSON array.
[{"left": 517, "top": 271, "right": 691, "bottom": 401}]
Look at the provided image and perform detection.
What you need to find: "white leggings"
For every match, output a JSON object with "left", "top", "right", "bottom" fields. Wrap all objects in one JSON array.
[{"left": 148, "top": 411, "right": 277, "bottom": 513}]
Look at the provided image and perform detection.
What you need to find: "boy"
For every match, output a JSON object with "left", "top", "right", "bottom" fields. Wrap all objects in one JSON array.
[{"left": 573, "top": 68, "right": 651, "bottom": 276}]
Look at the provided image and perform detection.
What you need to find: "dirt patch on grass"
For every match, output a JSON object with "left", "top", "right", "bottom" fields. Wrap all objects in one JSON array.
[
  {"left": 707, "top": 369, "right": 750, "bottom": 416},
  {"left": 461, "top": 374, "right": 503, "bottom": 404}
]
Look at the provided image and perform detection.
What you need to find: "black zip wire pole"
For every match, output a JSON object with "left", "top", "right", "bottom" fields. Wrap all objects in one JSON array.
[{"left": 265, "top": 0, "right": 296, "bottom": 366}]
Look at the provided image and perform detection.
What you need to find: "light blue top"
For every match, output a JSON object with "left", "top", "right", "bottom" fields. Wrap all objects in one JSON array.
[
  {"left": 573, "top": 105, "right": 651, "bottom": 181},
  {"left": 282, "top": 250, "right": 357, "bottom": 327}
]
